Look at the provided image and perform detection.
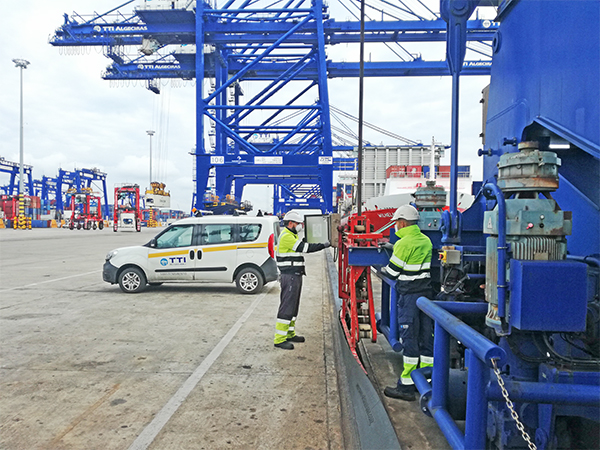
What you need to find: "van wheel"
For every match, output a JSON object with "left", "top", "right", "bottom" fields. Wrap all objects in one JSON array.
[
  {"left": 235, "top": 267, "right": 263, "bottom": 294},
  {"left": 118, "top": 267, "right": 146, "bottom": 293}
]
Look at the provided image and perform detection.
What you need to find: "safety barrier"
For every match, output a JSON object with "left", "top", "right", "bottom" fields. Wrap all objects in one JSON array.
[
  {"left": 376, "top": 272, "right": 403, "bottom": 351},
  {"left": 413, "top": 298, "right": 600, "bottom": 450}
]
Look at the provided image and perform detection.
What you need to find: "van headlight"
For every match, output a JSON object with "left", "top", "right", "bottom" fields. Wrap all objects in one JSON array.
[{"left": 105, "top": 250, "right": 118, "bottom": 261}]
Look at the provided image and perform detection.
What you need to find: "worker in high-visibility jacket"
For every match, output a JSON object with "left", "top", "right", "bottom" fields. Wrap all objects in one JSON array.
[
  {"left": 381, "top": 204, "right": 434, "bottom": 401},
  {"left": 273, "top": 211, "right": 330, "bottom": 350}
]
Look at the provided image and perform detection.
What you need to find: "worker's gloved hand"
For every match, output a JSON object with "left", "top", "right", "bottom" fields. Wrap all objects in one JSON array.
[
  {"left": 380, "top": 242, "right": 394, "bottom": 251},
  {"left": 323, "top": 241, "right": 331, "bottom": 248}
]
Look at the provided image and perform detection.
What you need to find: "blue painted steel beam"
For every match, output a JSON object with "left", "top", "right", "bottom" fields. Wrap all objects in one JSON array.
[
  {"left": 211, "top": 153, "right": 331, "bottom": 166},
  {"left": 347, "top": 246, "right": 390, "bottom": 267},
  {"left": 0, "top": 159, "right": 34, "bottom": 196},
  {"left": 51, "top": 17, "right": 495, "bottom": 45},
  {"left": 487, "top": 381, "right": 600, "bottom": 406},
  {"left": 102, "top": 60, "right": 491, "bottom": 80},
  {"left": 415, "top": 298, "right": 506, "bottom": 450},
  {"left": 417, "top": 299, "right": 506, "bottom": 365},
  {"left": 439, "top": 0, "right": 480, "bottom": 244},
  {"left": 219, "top": 168, "right": 327, "bottom": 181}
]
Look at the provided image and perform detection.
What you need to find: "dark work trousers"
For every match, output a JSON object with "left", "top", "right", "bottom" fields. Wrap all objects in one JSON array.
[
  {"left": 277, "top": 273, "right": 303, "bottom": 320},
  {"left": 397, "top": 292, "right": 434, "bottom": 358}
]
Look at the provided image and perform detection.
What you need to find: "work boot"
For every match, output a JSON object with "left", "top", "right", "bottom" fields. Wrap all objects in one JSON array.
[
  {"left": 383, "top": 384, "right": 416, "bottom": 401},
  {"left": 274, "top": 341, "right": 294, "bottom": 350},
  {"left": 287, "top": 335, "right": 305, "bottom": 343}
]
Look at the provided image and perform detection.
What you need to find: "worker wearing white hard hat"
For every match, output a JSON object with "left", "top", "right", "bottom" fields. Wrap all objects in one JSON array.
[
  {"left": 273, "top": 211, "right": 330, "bottom": 350},
  {"left": 382, "top": 204, "right": 434, "bottom": 401}
]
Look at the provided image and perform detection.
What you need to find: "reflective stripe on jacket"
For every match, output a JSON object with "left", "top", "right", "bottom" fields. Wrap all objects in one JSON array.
[
  {"left": 384, "top": 224, "right": 433, "bottom": 294},
  {"left": 276, "top": 227, "right": 325, "bottom": 275}
]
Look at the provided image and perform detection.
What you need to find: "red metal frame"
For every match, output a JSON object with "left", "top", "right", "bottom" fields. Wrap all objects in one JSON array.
[
  {"left": 338, "top": 214, "right": 383, "bottom": 369},
  {"left": 113, "top": 185, "right": 142, "bottom": 232},
  {"left": 67, "top": 191, "right": 103, "bottom": 230}
]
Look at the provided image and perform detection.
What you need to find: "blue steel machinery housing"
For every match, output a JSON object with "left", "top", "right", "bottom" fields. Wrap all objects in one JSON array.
[{"left": 50, "top": 0, "right": 599, "bottom": 449}]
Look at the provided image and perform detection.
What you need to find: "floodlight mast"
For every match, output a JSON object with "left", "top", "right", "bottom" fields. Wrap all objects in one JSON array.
[{"left": 13, "top": 58, "right": 30, "bottom": 230}]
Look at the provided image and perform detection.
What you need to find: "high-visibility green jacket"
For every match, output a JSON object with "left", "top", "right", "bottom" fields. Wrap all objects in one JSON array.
[
  {"left": 384, "top": 224, "right": 433, "bottom": 294},
  {"left": 276, "top": 227, "right": 326, "bottom": 275}
]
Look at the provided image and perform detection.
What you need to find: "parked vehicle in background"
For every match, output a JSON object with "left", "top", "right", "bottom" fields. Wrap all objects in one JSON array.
[{"left": 103, "top": 215, "right": 280, "bottom": 294}]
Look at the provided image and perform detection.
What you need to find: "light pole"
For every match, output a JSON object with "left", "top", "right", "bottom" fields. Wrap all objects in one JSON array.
[
  {"left": 13, "top": 58, "right": 30, "bottom": 229},
  {"left": 147, "top": 130, "right": 155, "bottom": 190}
]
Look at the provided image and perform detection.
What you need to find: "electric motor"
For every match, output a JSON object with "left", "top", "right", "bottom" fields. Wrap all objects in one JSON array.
[{"left": 484, "top": 141, "right": 572, "bottom": 329}]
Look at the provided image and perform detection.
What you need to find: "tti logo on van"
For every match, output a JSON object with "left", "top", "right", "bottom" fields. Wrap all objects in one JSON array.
[{"left": 160, "top": 257, "right": 187, "bottom": 266}]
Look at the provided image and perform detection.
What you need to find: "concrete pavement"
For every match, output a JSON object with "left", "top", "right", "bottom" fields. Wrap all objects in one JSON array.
[
  {"left": 0, "top": 228, "right": 342, "bottom": 450},
  {"left": 0, "top": 227, "right": 451, "bottom": 450}
]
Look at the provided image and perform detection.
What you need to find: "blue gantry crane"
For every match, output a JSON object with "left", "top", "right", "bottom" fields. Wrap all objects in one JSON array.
[
  {"left": 56, "top": 168, "right": 110, "bottom": 218},
  {"left": 33, "top": 175, "right": 59, "bottom": 214},
  {"left": 49, "top": 0, "right": 496, "bottom": 214},
  {"left": 0, "top": 157, "right": 34, "bottom": 196}
]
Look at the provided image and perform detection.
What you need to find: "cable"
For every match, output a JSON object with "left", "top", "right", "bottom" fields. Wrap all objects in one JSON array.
[
  {"left": 330, "top": 105, "right": 417, "bottom": 145},
  {"left": 560, "top": 333, "right": 597, "bottom": 358},
  {"left": 541, "top": 333, "right": 600, "bottom": 368},
  {"left": 330, "top": 110, "right": 360, "bottom": 140},
  {"left": 344, "top": 0, "right": 418, "bottom": 62},
  {"left": 506, "top": 333, "right": 550, "bottom": 364}
]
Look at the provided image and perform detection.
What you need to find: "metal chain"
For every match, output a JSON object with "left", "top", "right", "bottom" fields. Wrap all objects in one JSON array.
[{"left": 491, "top": 359, "right": 537, "bottom": 450}]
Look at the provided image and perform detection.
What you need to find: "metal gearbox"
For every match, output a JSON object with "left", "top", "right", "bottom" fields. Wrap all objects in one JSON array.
[{"left": 482, "top": 141, "right": 585, "bottom": 331}]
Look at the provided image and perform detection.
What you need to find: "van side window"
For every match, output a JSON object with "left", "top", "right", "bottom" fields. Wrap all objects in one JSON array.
[
  {"left": 202, "top": 224, "right": 233, "bottom": 245},
  {"left": 239, "top": 224, "right": 262, "bottom": 242},
  {"left": 156, "top": 225, "right": 193, "bottom": 249}
]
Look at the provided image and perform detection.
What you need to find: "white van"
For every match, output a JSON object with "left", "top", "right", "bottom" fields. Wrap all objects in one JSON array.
[{"left": 103, "top": 215, "right": 280, "bottom": 294}]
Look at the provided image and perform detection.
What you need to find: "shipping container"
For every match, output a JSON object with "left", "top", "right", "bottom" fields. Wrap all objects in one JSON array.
[
  {"left": 385, "top": 165, "right": 406, "bottom": 178},
  {"left": 457, "top": 165, "right": 471, "bottom": 177},
  {"left": 406, "top": 165, "right": 422, "bottom": 177},
  {"left": 437, "top": 165, "right": 451, "bottom": 178}
]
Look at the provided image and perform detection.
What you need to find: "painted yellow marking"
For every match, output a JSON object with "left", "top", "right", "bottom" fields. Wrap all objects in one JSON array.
[
  {"left": 147, "top": 243, "right": 268, "bottom": 256},
  {"left": 148, "top": 250, "right": 189, "bottom": 258},
  {"left": 203, "top": 245, "right": 237, "bottom": 252},
  {"left": 236, "top": 243, "right": 268, "bottom": 249},
  {"left": 202, "top": 243, "right": 268, "bottom": 252}
]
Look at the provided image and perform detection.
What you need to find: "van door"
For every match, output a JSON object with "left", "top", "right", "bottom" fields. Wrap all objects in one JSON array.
[
  {"left": 147, "top": 223, "right": 196, "bottom": 281},
  {"left": 236, "top": 222, "right": 266, "bottom": 265},
  {"left": 196, "top": 223, "right": 236, "bottom": 282}
]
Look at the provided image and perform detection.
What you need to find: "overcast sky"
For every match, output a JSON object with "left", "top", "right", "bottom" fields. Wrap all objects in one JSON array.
[{"left": 0, "top": 0, "right": 494, "bottom": 213}]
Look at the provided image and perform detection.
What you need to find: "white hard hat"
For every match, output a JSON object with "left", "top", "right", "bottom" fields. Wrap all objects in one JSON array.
[
  {"left": 283, "top": 211, "right": 303, "bottom": 223},
  {"left": 392, "top": 204, "right": 419, "bottom": 221}
]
